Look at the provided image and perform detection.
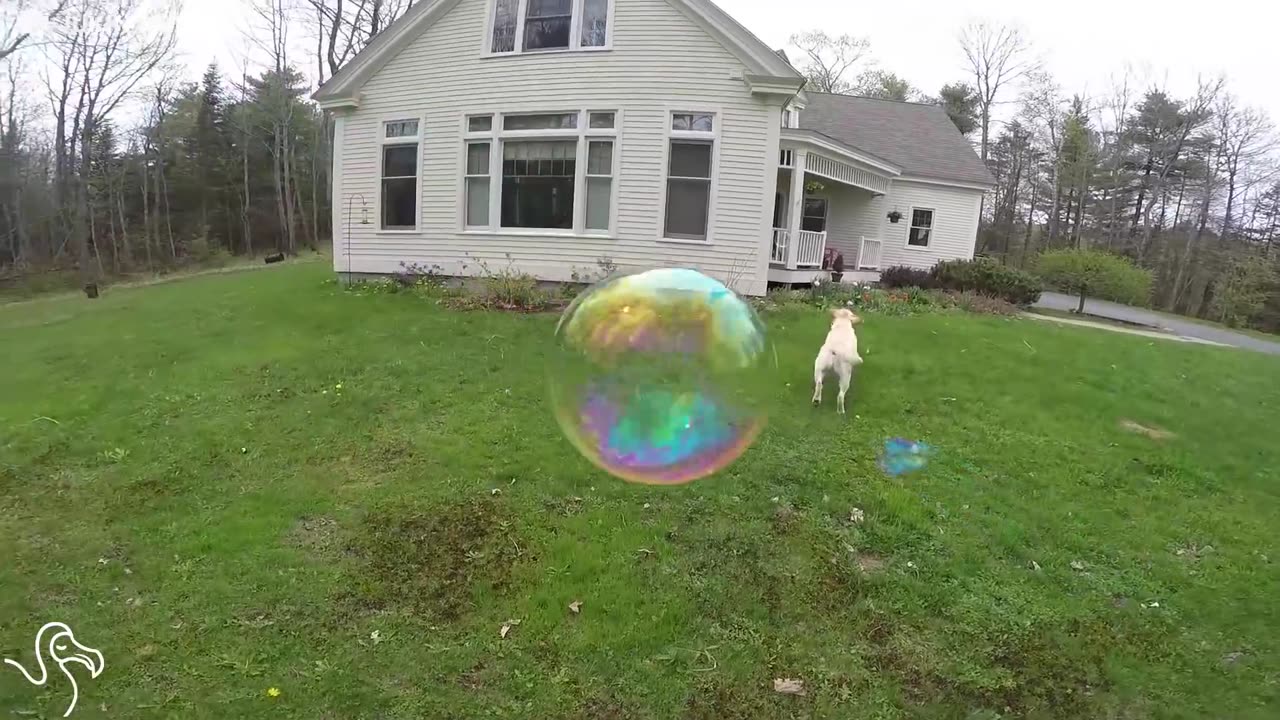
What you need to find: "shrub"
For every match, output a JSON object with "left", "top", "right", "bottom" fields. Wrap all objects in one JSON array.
[
  {"left": 1035, "top": 249, "right": 1152, "bottom": 311},
  {"left": 936, "top": 290, "right": 1020, "bottom": 316},
  {"left": 932, "top": 258, "right": 1042, "bottom": 305},
  {"left": 879, "top": 265, "right": 936, "bottom": 289}
]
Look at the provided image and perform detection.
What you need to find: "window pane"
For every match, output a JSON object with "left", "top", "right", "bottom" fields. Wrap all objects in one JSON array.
[
  {"left": 467, "top": 177, "right": 490, "bottom": 226},
  {"left": 385, "top": 120, "right": 418, "bottom": 138},
  {"left": 501, "top": 140, "right": 576, "bottom": 229},
  {"left": 466, "top": 142, "right": 490, "bottom": 175},
  {"left": 491, "top": 0, "right": 517, "bottom": 52},
  {"left": 668, "top": 141, "right": 711, "bottom": 178},
  {"left": 802, "top": 198, "right": 827, "bottom": 232},
  {"left": 587, "top": 141, "right": 612, "bottom": 175},
  {"left": 672, "top": 112, "right": 714, "bottom": 132},
  {"left": 503, "top": 112, "right": 578, "bottom": 130},
  {"left": 908, "top": 228, "right": 931, "bottom": 246},
  {"left": 382, "top": 177, "right": 416, "bottom": 228},
  {"left": 586, "top": 177, "right": 611, "bottom": 230},
  {"left": 468, "top": 115, "right": 493, "bottom": 132},
  {"left": 581, "top": 0, "right": 608, "bottom": 47},
  {"left": 588, "top": 111, "right": 615, "bottom": 129},
  {"left": 664, "top": 178, "right": 710, "bottom": 239},
  {"left": 523, "top": 0, "right": 573, "bottom": 51},
  {"left": 383, "top": 144, "right": 417, "bottom": 178},
  {"left": 912, "top": 209, "right": 933, "bottom": 228}
]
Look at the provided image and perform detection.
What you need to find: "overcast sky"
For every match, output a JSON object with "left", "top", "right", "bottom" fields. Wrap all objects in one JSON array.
[{"left": 176, "top": 0, "right": 1280, "bottom": 127}]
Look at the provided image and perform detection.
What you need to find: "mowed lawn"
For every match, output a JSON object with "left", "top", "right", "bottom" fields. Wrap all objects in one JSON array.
[{"left": 2, "top": 263, "right": 1278, "bottom": 720}]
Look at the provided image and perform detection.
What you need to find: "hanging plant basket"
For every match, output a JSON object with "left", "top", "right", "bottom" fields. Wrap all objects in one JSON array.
[
  {"left": 804, "top": 179, "right": 826, "bottom": 194},
  {"left": 887, "top": 210, "right": 903, "bottom": 224}
]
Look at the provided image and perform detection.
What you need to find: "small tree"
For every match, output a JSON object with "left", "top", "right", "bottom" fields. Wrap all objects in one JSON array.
[
  {"left": 1036, "top": 249, "right": 1152, "bottom": 312},
  {"left": 1209, "top": 254, "right": 1276, "bottom": 328}
]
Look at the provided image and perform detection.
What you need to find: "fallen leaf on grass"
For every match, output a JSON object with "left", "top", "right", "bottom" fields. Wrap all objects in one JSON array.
[
  {"left": 1070, "top": 560, "right": 1086, "bottom": 571},
  {"left": 568, "top": 600, "right": 582, "bottom": 614},
  {"left": 1029, "top": 560, "right": 1041, "bottom": 572},
  {"left": 1120, "top": 419, "right": 1175, "bottom": 441},
  {"left": 499, "top": 619, "right": 520, "bottom": 639},
  {"left": 849, "top": 507, "right": 865, "bottom": 524},
  {"left": 773, "top": 678, "right": 805, "bottom": 695}
]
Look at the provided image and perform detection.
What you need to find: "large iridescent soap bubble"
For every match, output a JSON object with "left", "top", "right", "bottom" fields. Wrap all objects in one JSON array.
[{"left": 550, "top": 268, "right": 771, "bottom": 485}]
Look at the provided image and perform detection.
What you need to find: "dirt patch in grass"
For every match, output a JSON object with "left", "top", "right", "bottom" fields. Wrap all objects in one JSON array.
[
  {"left": 569, "top": 693, "right": 636, "bottom": 720},
  {"left": 346, "top": 496, "right": 527, "bottom": 622},
  {"left": 682, "top": 679, "right": 812, "bottom": 720},
  {"left": 868, "top": 617, "right": 1162, "bottom": 718},
  {"left": 854, "top": 552, "right": 886, "bottom": 574},
  {"left": 285, "top": 515, "right": 340, "bottom": 556}
]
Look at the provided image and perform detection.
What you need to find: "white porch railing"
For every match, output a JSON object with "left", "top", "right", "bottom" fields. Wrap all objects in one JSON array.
[
  {"left": 770, "top": 228, "right": 790, "bottom": 264},
  {"left": 771, "top": 228, "right": 826, "bottom": 269},
  {"left": 796, "top": 230, "right": 825, "bottom": 267},
  {"left": 856, "top": 237, "right": 883, "bottom": 270}
]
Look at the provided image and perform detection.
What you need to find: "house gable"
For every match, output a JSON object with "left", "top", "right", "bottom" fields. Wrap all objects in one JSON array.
[{"left": 314, "top": 0, "right": 801, "bottom": 106}]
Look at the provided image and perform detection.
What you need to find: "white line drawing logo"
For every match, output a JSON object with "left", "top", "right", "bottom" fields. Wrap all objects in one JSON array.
[{"left": 4, "top": 622, "right": 105, "bottom": 717}]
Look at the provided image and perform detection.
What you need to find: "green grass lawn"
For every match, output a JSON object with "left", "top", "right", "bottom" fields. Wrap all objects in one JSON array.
[{"left": 3, "top": 263, "right": 1279, "bottom": 719}]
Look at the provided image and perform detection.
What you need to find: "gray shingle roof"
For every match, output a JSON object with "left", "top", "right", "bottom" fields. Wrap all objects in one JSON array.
[{"left": 800, "top": 92, "right": 994, "bottom": 187}]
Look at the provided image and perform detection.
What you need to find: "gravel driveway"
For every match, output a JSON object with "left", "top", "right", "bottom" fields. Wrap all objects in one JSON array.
[{"left": 1034, "top": 291, "right": 1280, "bottom": 355}]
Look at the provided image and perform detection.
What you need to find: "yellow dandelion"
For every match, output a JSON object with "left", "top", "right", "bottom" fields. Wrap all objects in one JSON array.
[{"left": 267, "top": 687, "right": 281, "bottom": 698}]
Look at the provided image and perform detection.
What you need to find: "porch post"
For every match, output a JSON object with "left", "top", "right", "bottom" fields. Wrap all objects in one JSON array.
[{"left": 787, "top": 150, "right": 807, "bottom": 270}]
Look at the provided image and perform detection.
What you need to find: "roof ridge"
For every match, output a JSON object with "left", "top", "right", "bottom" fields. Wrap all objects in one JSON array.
[{"left": 806, "top": 90, "right": 940, "bottom": 108}]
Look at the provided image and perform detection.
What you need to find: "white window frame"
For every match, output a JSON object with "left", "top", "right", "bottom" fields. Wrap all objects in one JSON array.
[
  {"left": 463, "top": 140, "right": 493, "bottom": 230},
  {"left": 482, "top": 0, "right": 615, "bottom": 56},
  {"left": 459, "top": 109, "right": 619, "bottom": 237},
  {"left": 377, "top": 116, "right": 424, "bottom": 233},
  {"left": 907, "top": 206, "right": 935, "bottom": 249},
  {"left": 801, "top": 194, "right": 829, "bottom": 234},
  {"left": 658, "top": 108, "right": 720, "bottom": 244}
]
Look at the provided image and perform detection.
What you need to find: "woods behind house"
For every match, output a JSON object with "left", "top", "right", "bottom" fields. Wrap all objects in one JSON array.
[{"left": 3, "top": 6, "right": 1279, "bottom": 332}]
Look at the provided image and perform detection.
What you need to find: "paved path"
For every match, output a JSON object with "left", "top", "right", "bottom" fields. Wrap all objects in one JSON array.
[
  {"left": 1033, "top": 291, "right": 1280, "bottom": 355},
  {"left": 1021, "top": 312, "right": 1228, "bottom": 347}
]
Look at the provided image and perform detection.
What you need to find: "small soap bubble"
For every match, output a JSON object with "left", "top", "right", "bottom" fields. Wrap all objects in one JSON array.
[{"left": 878, "top": 437, "right": 933, "bottom": 477}]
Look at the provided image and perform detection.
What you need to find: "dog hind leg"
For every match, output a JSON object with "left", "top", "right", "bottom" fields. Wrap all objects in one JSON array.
[
  {"left": 836, "top": 361, "right": 852, "bottom": 415},
  {"left": 812, "top": 356, "right": 825, "bottom": 405}
]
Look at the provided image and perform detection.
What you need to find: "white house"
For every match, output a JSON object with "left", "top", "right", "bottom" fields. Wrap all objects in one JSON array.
[{"left": 313, "top": 0, "right": 994, "bottom": 296}]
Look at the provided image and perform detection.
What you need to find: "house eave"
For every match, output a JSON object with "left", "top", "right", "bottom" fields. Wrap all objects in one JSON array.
[
  {"left": 896, "top": 175, "right": 994, "bottom": 192},
  {"left": 317, "top": 96, "right": 360, "bottom": 110},
  {"left": 744, "top": 74, "right": 806, "bottom": 98}
]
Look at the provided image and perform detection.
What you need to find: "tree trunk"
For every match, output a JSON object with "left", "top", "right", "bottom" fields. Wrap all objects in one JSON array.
[{"left": 1077, "top": 291, "right": 1086, "bottom": 314}]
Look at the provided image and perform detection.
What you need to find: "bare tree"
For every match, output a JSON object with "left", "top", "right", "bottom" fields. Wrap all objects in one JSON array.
[
  {"left": 1160, "top": 77, "right": 1225, "bottom": 307},
  {"left": 1, "top": 0, "right": 69, "bottom": 60},
  {"left": 305, "top": 0, "right": 416, "bottom": 79},
  {"left": 788, "top": 30, "right": 870, "bottom": 94},
  {"left": 1215, "top": 96, "right": 1275, "bottom": 238},
  {"left": 42, "top": 0, "right": 177, "bottom": 279},
  {"left": 959, "top": 22, "right": 1037, "bottom": 162}
]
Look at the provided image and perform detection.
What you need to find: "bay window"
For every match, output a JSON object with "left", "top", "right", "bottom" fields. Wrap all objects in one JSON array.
[
  {"left": 489, "top": 0, "right": 611, "bottom": 54},
  {"left": 462, "top": 110, "right": 617, "bottom": 234}
]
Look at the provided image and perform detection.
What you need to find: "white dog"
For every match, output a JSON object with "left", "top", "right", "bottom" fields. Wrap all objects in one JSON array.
[{"left": 812, "top": 307, "right": 863, "bottom": 415}]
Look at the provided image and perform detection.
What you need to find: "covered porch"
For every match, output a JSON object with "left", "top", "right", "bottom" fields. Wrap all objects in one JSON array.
[{"left": 767, "top": 131, "right": 901, "bottom": 285}]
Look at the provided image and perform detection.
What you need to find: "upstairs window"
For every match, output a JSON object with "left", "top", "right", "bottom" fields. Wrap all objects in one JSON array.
[{"left": 489, "top": 0, "right": 610, "bottom": 54}]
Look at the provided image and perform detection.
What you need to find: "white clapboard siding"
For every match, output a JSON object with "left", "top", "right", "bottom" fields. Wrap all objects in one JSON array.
[
  {"left": 822, "top": 183, "right": 885, "bottom": 264},
  {"left": 820, "top": 180, "right": 982, "bottom": 272},
  {"left": 876, "top": 181, "right": 984, "bottom": 270},
  {"left": 335, "top": 0, "right": 780, "bottom": 294}
]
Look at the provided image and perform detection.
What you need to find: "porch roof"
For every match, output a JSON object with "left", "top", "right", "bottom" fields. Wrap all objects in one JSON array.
[{"left": 780, "top": 128, "right": 899, "bottom": 196}]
